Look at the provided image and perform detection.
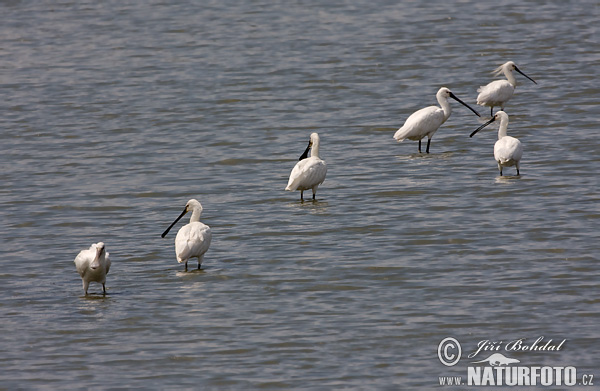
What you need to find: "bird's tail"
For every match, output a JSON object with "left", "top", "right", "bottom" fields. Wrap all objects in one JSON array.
[
  {"left": 285, "top": 168, "right": 303, "bottom": 191},
  {"left": 393, "top": 128, "right": 407, "bottom": 142}
]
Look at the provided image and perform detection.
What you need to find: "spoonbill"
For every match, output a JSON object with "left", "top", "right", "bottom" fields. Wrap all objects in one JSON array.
[
  {"left": 285, "top": 132, "right": 327, "bottom": 201},
  {"left": 74, "top": 242, "right": 111, "bottom": 295},
  {"left": 470, "top": 111, "right": 522, "bottom": 176},
  {"left": 393, "top": 87, "right": 480, "bottom": 153},
  {"left": 476, "top": 61, "right": 537, "bottom": 116},
  {"left": 161, "top": 199, "right": 212, "bottom": 270}
]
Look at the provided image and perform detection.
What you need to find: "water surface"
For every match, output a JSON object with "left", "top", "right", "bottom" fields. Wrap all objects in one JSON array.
[{"left": 1, "top": 0, "right": 599, "bottom": 389}]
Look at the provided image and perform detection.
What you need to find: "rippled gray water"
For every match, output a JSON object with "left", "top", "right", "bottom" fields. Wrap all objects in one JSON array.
[{"left": 1, "top": 0, "right": 599, "bottom": 389}]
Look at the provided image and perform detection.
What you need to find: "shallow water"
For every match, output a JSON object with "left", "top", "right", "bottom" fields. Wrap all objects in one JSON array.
[{"left": 1, "top": 0, "right": 599, "bottom": 389}]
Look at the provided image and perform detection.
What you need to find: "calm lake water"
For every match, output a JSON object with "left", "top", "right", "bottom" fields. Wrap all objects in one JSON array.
[{"left": 1, "top": 0, "right": 599, "bottom": 389}]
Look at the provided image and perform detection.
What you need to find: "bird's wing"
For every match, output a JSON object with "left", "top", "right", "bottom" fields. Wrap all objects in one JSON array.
[
  {"left": 494, "top": 137, "right": 522, "bottom": 163},
  {"left": 105, "top": 252, "right": 111, "bottom": 274},
  {"left": 394, "top": 106, "right": 443, "bottom": 141},
  {"left": 176, "top": 223, "right": 212, "bottom": 262},
  {"left": 477, "top": 80, "right": 514, "bottom": 105},
  {"left": 286, "top": 158, "right": 310, "bottom": 190},
  {"left": 74, "top": 249, "right": 91, "bottom": 277},
  {"left": 512, "top": 140, "right": 523, "bottom": 162},
  {"left": 286, "top": 158, "right": 327, "bottom": 191},
  {"left": 303, "top": 159, "right": 327, "bottom": 187}
]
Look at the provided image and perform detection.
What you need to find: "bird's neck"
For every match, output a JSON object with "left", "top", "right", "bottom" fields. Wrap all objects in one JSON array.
[
  {"left": 189, "top": 209, "right": 202, "bottom": 223},
  {"left": 439, "top": 98, "right": 452, "bottom": 120},
  {"left": 505, "top": 69, "right": 517, "bottom": 87},
  {"left": 497, "top": 119, "right": 509, "bottom": 139},
  {"left": 311, "top": 142, "right": 320, "bottom": 159}
]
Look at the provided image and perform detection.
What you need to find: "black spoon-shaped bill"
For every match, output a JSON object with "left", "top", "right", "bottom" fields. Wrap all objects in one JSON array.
[
  {"left": 299, "top": 141, "right": 311, "bottom": 161},
  {"left": 449, "top": 92, "right": 481, "bottom": 117},
  {"left": 470, "top": 116, "right": 496, "bottom": 137},
  {"left": 161, "top": 206, "right": 188, "bottom": 238},
  {"left": 515, "top": 67, "right": 537, "bottom": 84}
]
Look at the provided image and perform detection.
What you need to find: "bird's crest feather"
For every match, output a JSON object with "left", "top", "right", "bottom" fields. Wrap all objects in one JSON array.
[{"left": 492, "top": 64, "right": 504, "bottom": 77}]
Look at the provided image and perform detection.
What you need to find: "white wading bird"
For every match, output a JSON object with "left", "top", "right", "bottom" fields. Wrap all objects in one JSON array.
[
  {"left": 161, "top": 199, "right": 212, "bottom": 270},
  {"left": 285, "top": 132, "right": 327, "bottom": 201},
  {"left": 470, "top": 111, "right": 522, "bottom": 176},
  {"left": 476, "top": 61, "right": 537, "bottom": 116},
  {"left": 74, "top": 242, "right": 111, "bottom": 295},
  {"left": 393, "top": 87, "right": 480, "bottom": 153}
]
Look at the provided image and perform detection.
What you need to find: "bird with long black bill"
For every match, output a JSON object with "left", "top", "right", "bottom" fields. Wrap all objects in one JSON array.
[
  {"left": 470, "top": 111, "right": 523, "bottom": 176},
  {"left": 476, "top": 61, "right": 537, "bottom": 116},
  {"left": 285, "top": 132, "right": 327, "bottom": 201},
  {"left": 394, "top": 87, "right": 480, "bottom": 154},
  {"left": 161, "top": 199, "right": 212, "bottom": 270}
]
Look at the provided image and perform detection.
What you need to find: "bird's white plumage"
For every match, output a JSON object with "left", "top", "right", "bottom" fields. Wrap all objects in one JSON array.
[
  {"left": 394, "top": 87, "right": 479, "bottom": 153},
  {"left": 286, "top": 157, "right": 327, "bottom": 191},
  {"left": 285, "top": 132, "right": 327, "bottom": 200},
  {"left": 476, "top": 61, "right": 536, "bottom": 115},
  {"left": 164, "top": 199, "right": 212, "bottom": 270},
  {"left": 492, "top": 112, "right": 522, "bottom": 175},
  {"left": 494, "top": 135, "right": 522, "bottom": 169},
  {"left": 74, "top": 242, "right": 111, "bottom": 295},
  {"left": 477, "top": 79, "right": 514, "bottom": 109},
  {"left": 175, "top": 221, "right": 211, "bottom": 265},
  {"left": 393, "top": 105, "right": 446, "bottom": 142},
  {"left": 471, "top": 111, "right": 522, "bottom": 176}
]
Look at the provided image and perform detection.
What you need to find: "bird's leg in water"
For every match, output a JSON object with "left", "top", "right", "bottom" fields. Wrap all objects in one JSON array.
[
  {"left": 102, "top": 283, "right": 106, "bottom": 295},
  {"left": 426, "top": 138, "right": 431, "bottom": 154},
  {"left": 491, "top": 107, "right": 494, "bottom": 116},
  {"left": 418, "top": 139, "right": 422, "bottom": 153},
  {"left": 184, "top": 261, "right": 188, "bottom": 271},
  {"left": 300, "top": 190, "right": 304, "bottom": 201}
]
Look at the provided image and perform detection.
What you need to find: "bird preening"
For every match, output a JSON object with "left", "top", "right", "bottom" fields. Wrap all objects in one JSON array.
[
  {"left": 393, "top": 87, "right": 480, "bottom": 154},
  {"left": 470, "top": 111, "right": 523, "bottom": 176},
  {"left": 74, "top": 242, "right": 111, "bottom": 295},
  {"left": 161, "top": 199, "right": 212, "bottom": 271},
  {"left": 476, "top": 61, "right": 537, "bottom": 117},
  {"left": 285, "top": 132, "right": 327, "bottom": 201}
]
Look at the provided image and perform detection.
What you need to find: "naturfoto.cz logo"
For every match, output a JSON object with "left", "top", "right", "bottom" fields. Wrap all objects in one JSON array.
[{"left": 437, "top": 336, "right": 595, "bottom": 387}]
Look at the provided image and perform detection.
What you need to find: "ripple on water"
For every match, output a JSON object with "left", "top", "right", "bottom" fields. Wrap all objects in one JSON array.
[{"left": 1, "top": 1, "right": 599, "bottom": 389}]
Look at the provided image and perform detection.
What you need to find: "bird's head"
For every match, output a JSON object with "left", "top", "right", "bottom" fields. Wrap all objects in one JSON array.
[
  {"left": 470, "top": 111, "right": 509, "bottom": 137},
  {"left": 299, "top": 133, "right": 319, "bottom": 161},
  {"left": 186, "top": 199, "right": 203, "bottom": 215},
  {"left": 91, "top": 242, "right": 105, "bottom": 269},
  {"left": 438, "top": 87, "right": 481, "bottom": 117},
  {"left": 437, "top": 87, "right": 452, "bottom": 99}
]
